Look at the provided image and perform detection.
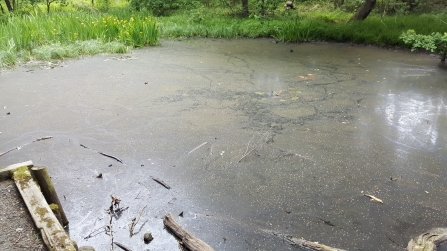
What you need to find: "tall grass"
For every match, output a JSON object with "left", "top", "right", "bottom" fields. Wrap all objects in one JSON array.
[
  {"left": 0, "top": 10, "right": 159, "bottom": 67},
  {"left": 1, "top": 3, "right": 447, "bottom": 67},
  {"left": 159, "top": 8, "right": 447, "bottom": 47}
]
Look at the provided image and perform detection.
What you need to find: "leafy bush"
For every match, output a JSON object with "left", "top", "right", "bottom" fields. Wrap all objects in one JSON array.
[{"left": 400, "top": 29, "right": 447, "bottom": 61}]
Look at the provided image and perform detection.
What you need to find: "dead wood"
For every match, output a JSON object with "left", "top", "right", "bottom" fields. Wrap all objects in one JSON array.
[
  {"left": 31, "top": 166, "right": 69, "bottom": 226},
  {"left": 129, "top": 205, "right": 147, "bottom": 237},
  {"left": 0, "top": 160, "right": 33, "bottom": 179},
  {"left": 151, "top": 176, "right": 171, "bottom": 189},
  {"left": 113, "top": 242, "right": 132, "bottom": 251},
  {"left": 188, "top": 142, "right": 208, "bottom": 154},
  {"left": 238, "top": 128, "right": 272, "bottom": 163},
  {"left": 80, "top": 144, "right": 124, "bottom": 164},
  {"left": 12, "top": 166, "right": 75, "bottom": 251},
  {"left": 163, "top": 213, "right": 215, "bottom": 251},
  {"left": 0, "top": 136, "right": 52, "bottom": 157},
  {"left": 263, "top": 229, "right": 346, "bottom": 251},
  {"left": 408, "top": 228, "right": 447, "bottom": 251}
]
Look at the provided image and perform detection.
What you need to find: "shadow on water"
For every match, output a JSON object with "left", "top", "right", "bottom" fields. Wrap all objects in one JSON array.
[{"left": 1, "top": 39, "right": 447, "bottom": 250}]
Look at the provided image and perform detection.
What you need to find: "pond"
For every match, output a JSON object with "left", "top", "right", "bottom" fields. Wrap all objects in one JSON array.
[{"left": 1, "top": 38, "right": 446, "bottom": 251}]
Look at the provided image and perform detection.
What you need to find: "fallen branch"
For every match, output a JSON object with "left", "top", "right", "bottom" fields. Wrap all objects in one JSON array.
[
  {"left": 238, "top": 128, "right": 272, "bottom": 163},
  {"left": 163, "top": 213, "right": 215, "bottom": 251},
  {"left": 263, "top": 229, "right": 346, "bottom": 251},
  {"left": 0, "top": 136, "right": 53, "bottom": 157},
  {"left": 113, "top": 242, "right": 132, "bottom": 251},
  {"left": 188, "top": 142, "right": 208, "bottom": 154},
  {"left": 80, "top": 144, "right": 124, "bottom": 164},
  {"left": 129, "top": 205, "right": 147, "bottom": 237},
  {"left": 84, "top": 225, "right": 107, "bottom": 239},
  {"left": 151, "top": 176, "right": 171, "bottom": 189}
]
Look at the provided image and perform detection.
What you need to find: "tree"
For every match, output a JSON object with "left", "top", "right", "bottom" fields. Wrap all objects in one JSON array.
[
  {"left": 4, "top": 0, "right": 12, "bottom": 11},
  {"left": 350, "top": 0, "right": 376, "bottom": 21},
  {"left": 46, "top": 0, "right": 56, "bottom": 12},
  {"left": 400, "top": 30, "right": 447, "bottom": 62},
  {"left": 241, "top": 0, "right": 248, "bottom": 17}
]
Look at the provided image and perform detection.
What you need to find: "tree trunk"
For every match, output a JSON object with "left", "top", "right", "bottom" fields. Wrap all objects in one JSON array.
[
  {"left": 241, "top": 0, "right": 248, "bottom": 17},
  {"left": 4, "top": 0, "right": 12, "bottom": 11},
  {"left": 350, "top": 0, "right": 376, "bottom": 21},
  {"left": 334, "top": 0, "right": 344, "bottom": 8},
  {"left": 442, "top": 53, "right": 446, "bottom": 62}
]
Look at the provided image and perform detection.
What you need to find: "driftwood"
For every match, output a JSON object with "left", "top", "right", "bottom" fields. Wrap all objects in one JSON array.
[
  {"left": 263, "top": 229, "right": 346, "bottom": 251},
  {"left": 31, "top": 166, "right": 69, "bottom": 226},
  {"left": 151, "top": 176, "right": 171, "bottom": 189},
  {"left": 0, "top": 160, "right": 33, "bottom": 179},
  {"left": 12, "top": 166, "right": 75, "bottom": 251},
  {"left": 163, "top": 213, "right": 215, "bottom": 251},
  {"left": 408, "top": 228, "right": 447, "bottom": 251}
]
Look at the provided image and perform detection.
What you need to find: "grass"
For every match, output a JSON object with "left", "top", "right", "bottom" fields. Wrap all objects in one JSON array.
[
  {"left": 1, "top": 1, "right": 447, "bottom": 67},
  {"left": 0, "top": 10, "right": 158, "bottom": 67}
]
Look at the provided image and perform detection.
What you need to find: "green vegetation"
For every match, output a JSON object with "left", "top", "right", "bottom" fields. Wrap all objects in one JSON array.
[
  {"left": 400, "top": 29, "right": 447, "bottom": 61},
  {"left": 0, "top": 10, "right": 158, "bottom": 67},
  {"left": 1, "top": 0, "right": 447, "bottom": 67}
]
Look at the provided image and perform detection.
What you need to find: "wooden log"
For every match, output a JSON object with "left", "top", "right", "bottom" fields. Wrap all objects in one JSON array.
[
  {"left": 12, "top": 166, "right": 76, "bottom": 251},
  {"left": 0, "top": 160, "right": 33, "bottom": 179},
  {"left": 263, "top": 229, "right": 347, "bottom": 251},
  {"left": 408, "top": 228, "right": 447, "bottom": 251},
  {"left": 31, "top": 166, "right": 69, "bottom": 226},
  {"left": 163, "top": 213, "right": 215, "bottom": 251}
]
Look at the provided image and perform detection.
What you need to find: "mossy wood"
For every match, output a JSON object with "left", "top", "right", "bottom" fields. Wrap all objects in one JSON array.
[
  {"left": 0, "top": 160, "right": 33, "bottom": 179},
  {"left": 163, "top": 213, "right": 215, "bottom": 251},
  {"left": 31, "top": 166, "right": 69, "bottom": 226},
  {"left": 12, "top": 166, "right": 76, "bottom": 251}
]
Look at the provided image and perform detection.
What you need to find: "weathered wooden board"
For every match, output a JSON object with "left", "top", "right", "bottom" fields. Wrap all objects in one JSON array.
[
  {"left": 12, "top": 166, "right": 75, "bottom": 251},
  {"left": 0, "top": 160, "right": 33, "bottom": 179}
]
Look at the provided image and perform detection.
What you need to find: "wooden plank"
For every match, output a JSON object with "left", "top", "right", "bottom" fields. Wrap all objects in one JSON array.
[
  {"left": 12, "top": 166, "right": 75, "bottom": 251},
  {"left": 31, "top": 166, "right": 69, "bottom": 226},
  {"left": 163, "top": 213, "right": 215, "bottom": 251},
  {"left": 0, "top": 160, "right": 33, "bottom": 179}
]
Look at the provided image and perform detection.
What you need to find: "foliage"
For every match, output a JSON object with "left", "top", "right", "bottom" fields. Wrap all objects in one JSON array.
[
  {"left": 129, "top": 0, "right": 201, "bottom": 16},
  {"left": 400, "top": 29, "right": 447, "bottom": 59},
  {"left": 0, "top": 11, "right": 159, "bottom": 66},
  {"left": 255, "top": 0, "right": 282, "bottom": 15}
]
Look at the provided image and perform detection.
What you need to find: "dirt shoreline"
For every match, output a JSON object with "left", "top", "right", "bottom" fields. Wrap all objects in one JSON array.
[{"left": 0, "top": 178, "right": 46, "bottom": 251}]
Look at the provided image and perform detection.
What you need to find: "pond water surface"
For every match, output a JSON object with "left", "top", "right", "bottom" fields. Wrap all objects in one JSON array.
[{"left": 1, "top": 39, "right": 447, "bottom": 251}]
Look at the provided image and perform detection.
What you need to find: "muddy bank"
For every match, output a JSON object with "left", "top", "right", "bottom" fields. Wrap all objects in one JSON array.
[{"left": 1, "top": 38, "right": 447, "bottom": 250}]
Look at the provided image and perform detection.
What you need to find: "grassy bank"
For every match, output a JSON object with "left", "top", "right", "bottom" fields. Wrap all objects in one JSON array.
[
  {"left": 0, "top": 10, "right": 158, "bottom": 67},
  {"left": 1, "top": 2, "right": 447, "bottom": 67}
]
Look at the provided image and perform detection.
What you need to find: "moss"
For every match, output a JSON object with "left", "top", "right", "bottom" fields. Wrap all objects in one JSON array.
[
  {"left": 11, "top": 166, "right": 33, "bottom": 189},
  {"left": 49, "top": 203, "right": 59, "bottom": 211}
]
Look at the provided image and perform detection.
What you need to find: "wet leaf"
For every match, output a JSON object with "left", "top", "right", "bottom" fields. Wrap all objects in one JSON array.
[{"left": 254, "top": 92, "right": 266, "bottom": 95}]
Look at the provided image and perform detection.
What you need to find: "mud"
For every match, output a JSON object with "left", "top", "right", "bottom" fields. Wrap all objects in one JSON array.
[{"left": 1, "top": 39, "right": 447, "bottom": 251}]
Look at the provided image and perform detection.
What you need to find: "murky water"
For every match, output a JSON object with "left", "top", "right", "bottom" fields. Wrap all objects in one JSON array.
[{"left": 1, "top": 39, "right": 447, "bottom": 251}]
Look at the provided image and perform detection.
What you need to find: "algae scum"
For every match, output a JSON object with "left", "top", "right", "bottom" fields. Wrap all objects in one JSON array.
[{"left": 1, "top": 39, "right": 447, "bottom": 250}]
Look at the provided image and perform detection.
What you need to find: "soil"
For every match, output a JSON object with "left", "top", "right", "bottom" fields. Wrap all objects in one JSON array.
[{"left": 0, "top": 178, "right": 46, "bottom": 251}]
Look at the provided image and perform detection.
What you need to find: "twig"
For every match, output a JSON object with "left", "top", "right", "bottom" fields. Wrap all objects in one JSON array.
[
  {"left": 0, "top": 136, "right": 53, "bottom": 157},
  {"left": 150, "top": 176, "right": 171, "bottom": 189},
  {"left": 188, "top": 142, "right": 208, "bottom": 154},
  {"left": 364, "top": 194, "right": 384, "bottom": 204},
  {"left": 238, "top": 128, "right": 272, "bottom": 163},
  {"left": 113, "top": 242, "right": 132, "bottom": 251},
  {"left": 84, "top": 225, "right": 107, "bottom": 239},
  {"left": 129, "top": 205, "right": 147, "bottom": 237},
  {"left": 80, "top": 144, "right": 124, "bottom": 164}
]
